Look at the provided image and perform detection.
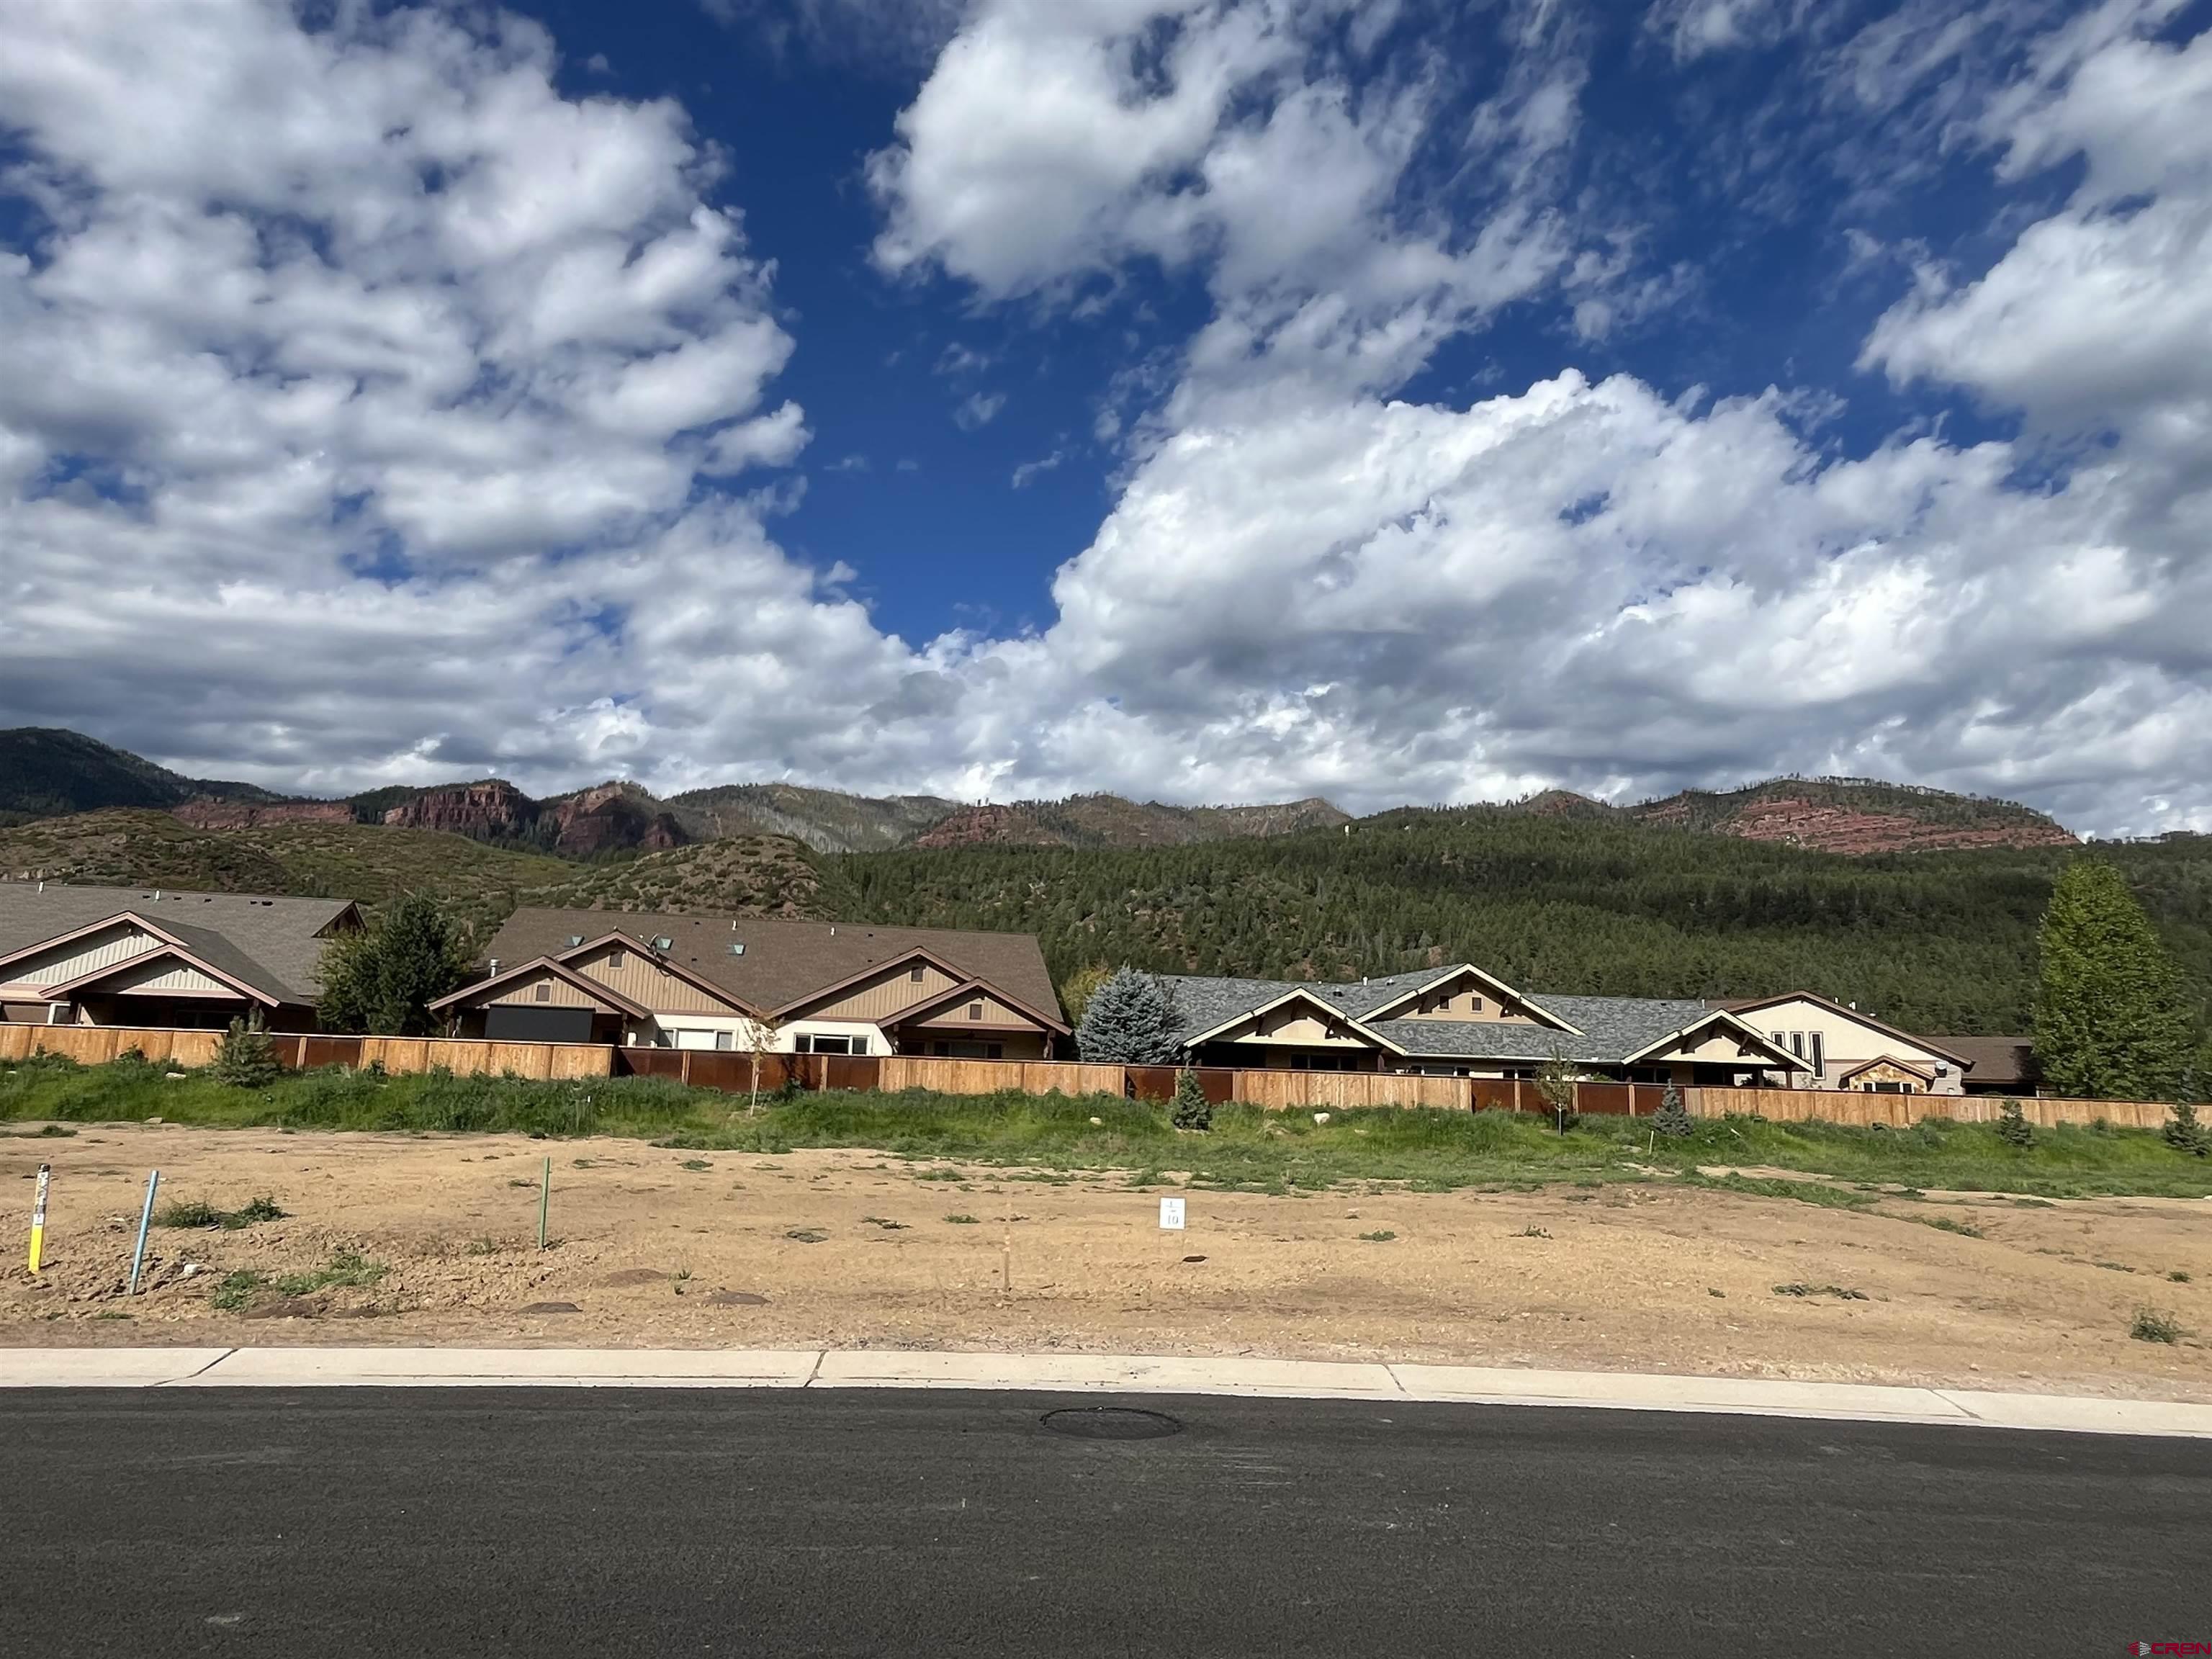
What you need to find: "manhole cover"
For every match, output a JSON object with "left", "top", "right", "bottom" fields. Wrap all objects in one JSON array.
[
  {"left": 709, "top": 1290, "right": 768, "bottom": 1306},
  {"left": 1041, "top": 1406, "right": 1183, "bottom": 1442}
]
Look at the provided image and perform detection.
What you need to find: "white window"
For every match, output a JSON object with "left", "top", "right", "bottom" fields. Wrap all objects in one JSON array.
[{"left": 714, "top": 1031, "right": 733, "bottom": 1051}]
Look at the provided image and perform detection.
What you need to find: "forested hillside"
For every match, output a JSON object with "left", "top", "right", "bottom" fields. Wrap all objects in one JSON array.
[{"left": 832, "top": 810, "right": 2212, "bottom": 1036}]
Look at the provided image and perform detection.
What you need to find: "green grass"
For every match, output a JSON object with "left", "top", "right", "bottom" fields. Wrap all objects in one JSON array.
[
  {"left": 8, "top": 1053, "right": 2212, "bottom": 1200},
  {"left": 1357, "top": 1230, "right": 1398, "bottom": 1242}
]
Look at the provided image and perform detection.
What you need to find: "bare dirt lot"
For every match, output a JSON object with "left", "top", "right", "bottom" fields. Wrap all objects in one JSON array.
[{"left": 4, "top": 1123, "right": 2208, "bottom": 1399}]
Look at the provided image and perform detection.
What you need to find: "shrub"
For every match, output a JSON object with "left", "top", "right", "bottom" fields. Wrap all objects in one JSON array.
[
  {"left": 2130, "top": 1307, "right": 2182, "bottom": 1344},
  {"left": 2163, "top": 1102, "right": 2211, "bottom": 1158},
  {"left": 211, "top": 1015, "right": 280, "bottom": 1089},
  {"left": 1995, "top": 1099, "right": 2035, "bottom": 1148},
  {"left": 1651, "top": 1084, "right": 1696, "bottom": 1138},
  {"left": 1170, "top": 1067, "right": 1212, "bottom": 1132}
]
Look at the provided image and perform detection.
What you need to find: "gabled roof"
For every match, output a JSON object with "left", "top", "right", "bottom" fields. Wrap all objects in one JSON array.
[
  {"left": 549, "top": 931, "right": 761, "bottom": 1017},
  {"left": 37, "top": 940, "right": 282, "bottom": 1007},
  {"left": 1619, "top": 1007, "right": 1806, "bottom": 1070},
  {"left": 1709, "top": 990, "right": 1973, "bottom": 1069},
  {"left": 1838, "top": 1054, "right": 1937, "bottom": 1085},
  {"left": 1180, "top": 985, "right": 1408, "bottom": 1054},
  {"left": 1355, "top": 963, "right": 1581, "bottom": 1033},
  {"left": 0, "top": 883, "right": 354, "bottom": 1004},
  {"left": 428, "top": 956, "right": 655, "bottom": 1021},
  {"left": 480, "top": 909, "right": 1060, "bottom": 1025},
  {"left": 768, "top": 945, "right": 975, "bottom": 1020},
  {"left": 876, "top": 973, "right": 1073, "bottom": 1036},
  {"left": 1168, "top": 974, "right": 1809, "bottom": 1069}
]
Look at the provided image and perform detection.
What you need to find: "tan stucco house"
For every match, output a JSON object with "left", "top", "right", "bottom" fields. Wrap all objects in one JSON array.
[
  {"left": 1710, "top": 992, "right": 1976, "bottom": 1095},
  {"left": 0, "top": 881, "right": 360, "bottom": 1032},
  {"left": 1164, "top": 963, "right": 1807, "bottom": 1084},
  {"left": 434, "top": 909, "right": 1068, "bottom": 1058}
]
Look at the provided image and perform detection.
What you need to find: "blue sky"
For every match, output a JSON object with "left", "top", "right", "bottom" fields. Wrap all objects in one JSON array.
[{"left": 1, "top": 0, "right": 2209, "bottom": 832}]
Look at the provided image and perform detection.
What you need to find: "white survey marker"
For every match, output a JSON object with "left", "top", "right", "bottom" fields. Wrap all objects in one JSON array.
[{"left": 1159, "top": 1197, "right": 1187, "bottom": 1231}]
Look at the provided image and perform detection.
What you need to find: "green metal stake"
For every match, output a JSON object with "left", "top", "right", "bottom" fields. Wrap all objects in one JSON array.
[{"left": 538, "top": 1156, "right": 551, "bottom": 1250}]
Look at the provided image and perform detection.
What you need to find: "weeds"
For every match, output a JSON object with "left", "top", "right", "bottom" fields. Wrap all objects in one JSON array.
[
  {"left": 210, "top": 1269, "right": 264, "bottom": 1310},
  {"left": 785, "top": 1228, "right": 827, "bottom": 1244},
  {"left": 271, "top": 1250, "right": 387, "bottom": 1298},
  {"left": 2130, "top": 1308, "right": 2183, "bottom": 1344},
  {"left": 944, "top": 1214, "right": 979, "bottom": 1224},
  {"left": 1515, "top": 1226, "right": 1551, "bottom": 1238},
  {"left": 1358, "top": 1230, "right": 1398, "bottom": 1242},
  {"left": 1916, "top": 1215, "right": 1985, "bottom": 1238},
  {"left": 1772, "top": 1283, "right": 1869, "bottom": 1300},
  {"left": 860, "top": 1216, "right": 908, "bottom": 1230},
  {"left": 157, "top": 1195, "right": 287, "bottom": 1230},
  {"left": 2170, "top": 1271, "right": 2193, "bottom": 1284}
]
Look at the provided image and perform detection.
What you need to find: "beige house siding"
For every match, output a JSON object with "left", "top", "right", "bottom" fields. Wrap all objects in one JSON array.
[
  {"left": 799, "top": 961, "right": 961, "bottom": 1022},
  {"left": 1, "top": 924, "right": 162, "bottom": 992},
  {"left": 1388, "top": 979, "right": 1544, "bottom": 1024},
  {"left": 1215, "top": 1003, "right": 1372, "bottom": 1048},
  {"left": 575, "top": 945, "right": 737, "bottom": 1015},
  {"left": 1642, "top": 1029, "right": 1763, "bottom": 1065},
  {"left": 98, "top": 957, "right": 236, "bottom": 997},
  {"left": 912, "top": 992, "right": 1046, "bottom": 1032},
  {"left": 1746, "top": 996, "right": 1963, "bottom": 1094},
  {"left": 487, "top": 970, "right": 596, "bottom": 1009}
]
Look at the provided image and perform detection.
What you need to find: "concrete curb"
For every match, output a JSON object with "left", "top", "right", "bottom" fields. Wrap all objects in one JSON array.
[{"left": 4, "top": 1346, "right": 2208, "bottom": 1437}]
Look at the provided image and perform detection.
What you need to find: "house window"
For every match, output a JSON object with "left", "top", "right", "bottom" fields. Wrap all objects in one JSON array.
[
  {"left": 802, "top": 1034, "right": 853, "bottom": 1056},
  {"left": 909, "top": 966, "right": 925, "bottom": 983},
  {"left": 968, "top": 1002, "right": 984, "bottom": 1021},
  {"left": 1468, "top": 995, "right": 1484, "bottom": 1013},
  {"left": 1809, "top": 1033, "right": 1825, "bottom": 1074},
  {"left": 714, "top": 1031, "right": 733, "bottom": 1051},
  {"left": 534, "top": 983, "right": 551, "bottom": 1002},
  {"left": 1790, "top": 1031, "right": 1807, "bottom": 1058},
  {"left": 607, "top": 950, "right": 625, "bottom": 968}
]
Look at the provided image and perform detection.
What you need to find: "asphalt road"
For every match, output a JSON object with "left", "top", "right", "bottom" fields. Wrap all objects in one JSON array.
[{"left": 6, "top": 1390, "right": 2206, "bottom": 1657}]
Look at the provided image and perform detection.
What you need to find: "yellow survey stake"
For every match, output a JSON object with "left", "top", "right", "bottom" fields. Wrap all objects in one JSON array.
[{"left": 27, "top": 1163, "right": 50, "bottom": 1274}]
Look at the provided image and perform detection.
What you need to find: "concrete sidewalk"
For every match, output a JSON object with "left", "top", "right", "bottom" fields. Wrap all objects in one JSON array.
[{"left": 5, "top": 1345, "right": 2211, "bottom": 1437}]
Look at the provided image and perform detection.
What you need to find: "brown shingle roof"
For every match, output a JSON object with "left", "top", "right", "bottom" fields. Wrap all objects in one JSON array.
[
  {"left": 1924, "top": 1035, "right": 2039, "bottom": 1089},
  {"left": 480, "top": 909, "right": 1062, "bottom": 1024},
  {"left": 0, "top": 882, "right": 357, "bottom": 1004}
]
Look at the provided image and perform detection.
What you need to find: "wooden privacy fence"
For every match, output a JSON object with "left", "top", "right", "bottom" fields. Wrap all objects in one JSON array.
[
  {"left": 0, "top": 1024, "right": 223, "bottom": 1069},
  {"left": 0, "top": 1024, "right": 2188, "bottom": 1128}
]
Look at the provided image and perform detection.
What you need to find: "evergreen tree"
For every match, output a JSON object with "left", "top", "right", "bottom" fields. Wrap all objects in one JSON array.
[
  {"left": 212, "top": 1013, "right": 280, "bottom": 1089},
  {"left": 1652, "top": 1083, "right": 1695, "bottom": 1138},
  {"left": 2033, "top": 860, "right": 2194, "bottom": 1100},
  {"left": 317, "top": 892, "right": 471, "bottom": 1036},
  {"left": 1058, "top": 963, "right": 1115, "bottom": 1028},
  {"left": 1995, "top": 1099, "right": 2035, "bottom": 1148},
  {"left": 1074, "top": 968, "right": 1182, "bottom": 1064},
  {"left": 2164, "top": 1102, "right": 2211, "bottom": 1158},
  {"left": 1171, "top": 1067, "right": 1213, "bottom": 1131}
]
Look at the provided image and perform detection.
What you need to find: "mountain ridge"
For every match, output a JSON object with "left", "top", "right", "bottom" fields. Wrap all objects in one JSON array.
[{"left": 0, "top": 727, "right": 2081, "bottom": 858}]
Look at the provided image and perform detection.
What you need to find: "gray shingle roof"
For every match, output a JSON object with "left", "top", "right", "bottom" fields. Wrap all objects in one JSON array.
[
  {"left": 0, "top": 882, "right": 356, "bottom": 1004},
  {"left": 1162, "top": 970, "right": 1729, "bottom": 1065}
]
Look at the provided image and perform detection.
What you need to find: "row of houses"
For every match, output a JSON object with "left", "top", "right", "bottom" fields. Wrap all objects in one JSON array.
[{"left": 0, "top": 880, "right": 2037, "bottom": 1095}]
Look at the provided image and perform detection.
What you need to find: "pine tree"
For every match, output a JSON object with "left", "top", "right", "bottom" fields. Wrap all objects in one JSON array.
[
  {"left": 212, "top": 1014, "right": 280, "bottom": 1089},
  {"left": 1652, "top": 1083, "right": 1695, "bottom": 1138},
  {"left": 2033, "top": 860, "right": 2195, "bottom": 1101},
  {"left": 2164, "top": 1102, "right": 2211, "bottom": 1159},
  {"left": 317, "top": 892, "right": 471, "bottom": 1037},
  {"left": 1074, "top": 968, "right": 1182, "bottom": 1064},
  {"left": 1995, "top": 1099, "right": 2035, "bottom": 1148},
  {"left": 1171, "top": 1067, "right": 1212, "bottom": 1131}
]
